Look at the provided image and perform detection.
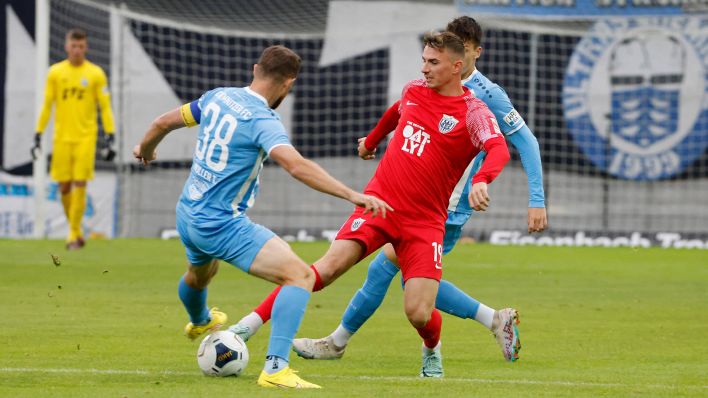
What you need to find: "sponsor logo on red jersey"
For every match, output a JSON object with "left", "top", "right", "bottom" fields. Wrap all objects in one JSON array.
[{"left": 401, "top": 121, "right": 431, "bottom": 157}]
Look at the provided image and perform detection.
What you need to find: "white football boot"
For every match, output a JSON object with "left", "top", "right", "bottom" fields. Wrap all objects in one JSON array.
[
  {"left": 292, "top": 336, "right": 345, "bottom": 360},
  {"left": 492, "top": 308, "right": 521, "bottom": 362}
]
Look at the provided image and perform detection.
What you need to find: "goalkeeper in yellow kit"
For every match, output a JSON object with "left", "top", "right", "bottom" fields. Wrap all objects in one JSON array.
[{"left": 32, "top": 29, "right": 116, "bottom": 250}]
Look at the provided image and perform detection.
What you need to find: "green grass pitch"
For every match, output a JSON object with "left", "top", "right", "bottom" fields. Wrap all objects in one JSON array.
[{"left": 1, "top": 239, "right": 706, "bottom": 397}]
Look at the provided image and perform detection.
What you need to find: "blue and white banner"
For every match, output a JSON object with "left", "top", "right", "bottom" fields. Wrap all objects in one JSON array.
[
  {"left": 455, "top": 0, "right": 704, "bottom": 18},
  {"left": 563, "top": 16, "right": 708, "bottom": 180},
  {"left": 0, "top": 171, "right": 118, "bottom": 239}
]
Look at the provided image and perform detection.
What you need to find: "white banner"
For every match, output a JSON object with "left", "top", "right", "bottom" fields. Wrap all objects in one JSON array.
[
  {"left": 489, "top": 230, "right": 708, "bottom": 250},
  {"left": 0, "top": 171, "right": 117, "bottom": 239}
]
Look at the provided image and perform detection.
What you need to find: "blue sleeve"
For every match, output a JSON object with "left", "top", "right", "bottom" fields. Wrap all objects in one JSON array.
[
  {"left": 253, "top": 117, "right": 292, "bottom": 155},
  {"left": 487, "top": 86, "right": 526, "bottom": 135},
  {"left": 507, "top": 124, "right": 545, "bottom": 208},
  {"left": 196, "top": 88, "right": 222, "bottom": 118},
  {"left": 196, "top": 90, "right": 210, "bottom": 113}
]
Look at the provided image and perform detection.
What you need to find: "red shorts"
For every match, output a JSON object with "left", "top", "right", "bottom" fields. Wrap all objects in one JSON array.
[{"left": 336, "top": 207, "right": 445, "bottom": 282}]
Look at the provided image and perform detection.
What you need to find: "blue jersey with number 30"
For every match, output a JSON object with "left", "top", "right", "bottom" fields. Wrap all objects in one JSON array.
[{"left": 177, "top": 87, "right": 291, "bottom": 221}]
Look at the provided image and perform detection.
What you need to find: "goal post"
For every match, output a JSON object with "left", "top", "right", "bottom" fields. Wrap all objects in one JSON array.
[{"left": 33, "top": 0, "right": 49, "bottom": 238}]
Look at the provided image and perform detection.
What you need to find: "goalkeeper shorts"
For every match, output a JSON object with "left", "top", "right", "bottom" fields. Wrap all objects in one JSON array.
[{"left": 50, "top": 140, "right": 96, "bottom": 181}]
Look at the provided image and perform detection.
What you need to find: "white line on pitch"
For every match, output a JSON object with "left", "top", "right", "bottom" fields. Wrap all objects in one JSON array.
[
  {"left": 0, "top": 367, "right": 705, "bottom": 390},
  {"left": 0, "top": 367, "right": 193, "bottom": 376}
]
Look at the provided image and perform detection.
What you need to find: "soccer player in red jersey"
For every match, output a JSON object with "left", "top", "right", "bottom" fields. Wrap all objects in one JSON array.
[{"left": 230, "top": 31, "right": 510, "bottom": 376}]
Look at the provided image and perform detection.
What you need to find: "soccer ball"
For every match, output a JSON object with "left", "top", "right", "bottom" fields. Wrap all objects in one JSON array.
[{"left": 197, "top": 331, "right": 249, "bottom": 377}]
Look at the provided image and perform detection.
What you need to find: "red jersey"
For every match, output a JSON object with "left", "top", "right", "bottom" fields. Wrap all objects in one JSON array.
[{"left": 364, "top": 79, "right": 509, "bottom": 225}]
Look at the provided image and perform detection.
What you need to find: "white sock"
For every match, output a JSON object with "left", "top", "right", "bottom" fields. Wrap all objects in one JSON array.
[
  {"left": 475, "top": 304, "right": 495, "bottom": 330},
  {"left": 422, "top": 340, "right": 441, "bottom": 355},
  {"left": 330, "top": 324, "right": 352, "bottom": 348},
  {"left": 235, "top": 312, "right": 263, "bottom": 336}
]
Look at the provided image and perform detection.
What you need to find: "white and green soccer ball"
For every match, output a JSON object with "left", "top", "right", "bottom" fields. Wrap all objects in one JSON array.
[{"left": 197, "top": 331, "right": 249, "bottom": 377}]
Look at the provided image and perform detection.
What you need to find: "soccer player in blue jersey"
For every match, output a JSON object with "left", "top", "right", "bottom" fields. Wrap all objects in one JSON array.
[
  {"left": 133, "top": 45, "right": 391, "bottom": 389},
  {"left": 230, "top": 17, "right": 547, "bottom": 376}
]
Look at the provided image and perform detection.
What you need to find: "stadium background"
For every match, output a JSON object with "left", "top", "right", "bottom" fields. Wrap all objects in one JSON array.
[{"left": 1, "top": 0, "right": 706, "bottom": 247}]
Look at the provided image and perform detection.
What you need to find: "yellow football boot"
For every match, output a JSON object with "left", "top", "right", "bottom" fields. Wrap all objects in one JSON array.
[
  {"left": 257, "top": 367, "right": 321, "bottom": 389},
  {"left": 184, "top": 308, "right": 227, "bottom": 341}
]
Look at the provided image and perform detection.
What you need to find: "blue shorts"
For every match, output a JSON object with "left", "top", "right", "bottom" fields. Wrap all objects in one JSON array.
[
  {"left": 443, "top": 210, "right": 472, "bottom": 254},
  {"left": 176, "top": 210, "right": 275, "bottom": 272}
]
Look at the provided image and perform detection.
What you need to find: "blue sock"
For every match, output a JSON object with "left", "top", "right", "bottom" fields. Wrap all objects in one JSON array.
[
  {"left": 435, "top": 279, "right": 480, "bottom": 319},
  {"left": 264, "top": 355, "right": 288, "bottom": 375},
  {"left": 178, "top": 276, "right": 210, "bottom": 325},
  {"left": 265, "top": 285, "right": 310, "bottom": 373},
  {"left": 341, "top": 251, "right": 399, "bottom": 334}
]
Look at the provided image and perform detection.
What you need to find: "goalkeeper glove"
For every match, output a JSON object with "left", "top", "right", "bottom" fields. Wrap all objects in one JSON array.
[
  {"left": 30, "top": 133, "right": 42, "bottom": 161},
  {"left": 100, "top": 134, "right": 116, "bottom": 162}
]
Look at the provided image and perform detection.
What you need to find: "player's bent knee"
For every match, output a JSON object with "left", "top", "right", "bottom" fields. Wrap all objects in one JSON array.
[
  {"left": 269, "top": 249, "right": 313, "bottom": 288},
  {"left": 186, "top": 261, "right": 218, "bottom": 289},
  {"left": 303, "top": 266, "right": 317, "bottom": 290},
  {"left": 279, "top": 262, "right": 314, "bottom": 290},
  {"left": 405, "top": 306, "right": 432, "bottom": 329},
  {"left": 407, "top": 314, "right": 430, "bottom": 329}
]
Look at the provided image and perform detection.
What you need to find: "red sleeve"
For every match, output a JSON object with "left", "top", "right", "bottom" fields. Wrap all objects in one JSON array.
[
  {"left": 364, "top": 100, "right": 401, "bottom": 151},
  {"left": 471, "top": 135, "right": 510, "bottom": 184}
]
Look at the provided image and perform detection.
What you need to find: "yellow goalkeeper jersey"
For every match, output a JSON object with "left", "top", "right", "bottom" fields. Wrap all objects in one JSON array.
[{"left": 35, "top": 59, "right": 115, "bottom": 142}]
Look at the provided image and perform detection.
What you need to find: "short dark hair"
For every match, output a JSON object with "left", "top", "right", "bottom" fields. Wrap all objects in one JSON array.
[
  {"left": 446, "top": 16, "right": 483, "bottom": 47},
  {"left": 66, "top": 28, "right": 87, "bottom": 41},
  {"left": 257, "top": 45, "right": 301, "bottom": 82},
  {"left": 422, "top": 31, "right": 465, "bottom": 59}
]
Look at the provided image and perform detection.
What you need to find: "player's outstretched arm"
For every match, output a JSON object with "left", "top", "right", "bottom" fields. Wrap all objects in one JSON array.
[
  {"left": 133, "top": 107, "right": 188, "bottom": 165},
  {"left": 506, "top": 125, "right": 547, "bottom": 232},
  {"left": 270, "top": 145, "right": 393, "bottom": 217}
]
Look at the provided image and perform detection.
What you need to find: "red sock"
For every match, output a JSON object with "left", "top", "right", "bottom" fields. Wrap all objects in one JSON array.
[
  {"left": 311, "top": 265, "right": 324, "bottom": 292},
  {"left": 416, "top": 309, "right": 442, "bottom": 349},
  {"left": 252, "top": 265, "right": 324, "bottom": 323},
  {"left": 253, "top": 286, "right": 281, "bottom": 323}
]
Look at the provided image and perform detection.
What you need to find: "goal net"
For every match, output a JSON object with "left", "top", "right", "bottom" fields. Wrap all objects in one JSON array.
[{"left": 35, "top": 0, "right": 708, "bottom": 243}]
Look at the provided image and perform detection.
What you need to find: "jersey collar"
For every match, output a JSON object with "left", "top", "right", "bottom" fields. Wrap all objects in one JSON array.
[
  {"left": 245, "top": 86, "right": 269, "bottom": 107},
  {"left": 461, "top": 69, "right": 479, "bottom": 86}
]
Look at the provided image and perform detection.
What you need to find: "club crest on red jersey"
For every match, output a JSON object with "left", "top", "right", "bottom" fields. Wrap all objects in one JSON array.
[
  {"left": 351, "top": 218, "right": 365, "bottom": 231},
  {"left": 438, "top": 114, "right": 459, "bottom": 134}
]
